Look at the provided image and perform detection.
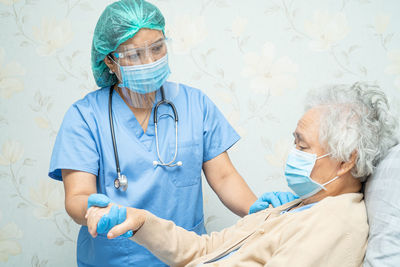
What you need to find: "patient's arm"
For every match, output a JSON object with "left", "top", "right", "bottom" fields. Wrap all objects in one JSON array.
[
  {"left": 89, "top": 207, "right": 264, "bottom": 267},
  {"left": 264, "top": 214, "right": 366, "bottom": 267}
]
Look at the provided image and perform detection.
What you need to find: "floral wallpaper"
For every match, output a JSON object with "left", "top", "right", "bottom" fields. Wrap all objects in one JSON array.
[{"left": 1, "top": 0, "right": 399, "bottom": 266}]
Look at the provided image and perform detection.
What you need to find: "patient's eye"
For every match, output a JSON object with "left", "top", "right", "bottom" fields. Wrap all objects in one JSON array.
[{"left": 296, "top": 141, "right": 308, "bottom": 150}]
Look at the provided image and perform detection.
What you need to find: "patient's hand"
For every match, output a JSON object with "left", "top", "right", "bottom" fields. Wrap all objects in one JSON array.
[
  {"left": 106, "top": 207, "right": 147, "bottom": 239},
  {"left": 85, "top": 205, "right": 146, "bottom": 239},
  {"left": 86, "top": 204, "right": 114, "bottom": 238}
]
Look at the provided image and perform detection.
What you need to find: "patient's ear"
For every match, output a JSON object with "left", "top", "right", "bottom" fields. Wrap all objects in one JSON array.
[{"left": 337, "top": 151, "right": 357, "bottom": 176}]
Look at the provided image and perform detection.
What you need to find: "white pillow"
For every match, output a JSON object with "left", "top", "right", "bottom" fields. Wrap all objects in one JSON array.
[{"left": 363, "top": 144, "right": 400, "bottom": 267}]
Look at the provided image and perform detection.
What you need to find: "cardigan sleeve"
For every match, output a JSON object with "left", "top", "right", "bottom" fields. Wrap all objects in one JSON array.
[{"left": 131, "top": 211, "right": 265, "bottom": 267}]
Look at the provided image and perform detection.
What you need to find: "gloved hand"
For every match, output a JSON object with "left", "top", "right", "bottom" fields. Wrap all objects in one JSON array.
[
  {"left": 87, "top": 193, "right": 111, "bottom": 209},
  {"left": 97, "top": 205, "right": 133, "bottom": 238},
  {"left": 249, "top": 191, "right": 299, "bottom": 214},
  {"left": 87, "top": 193, "right": 133, "bottom": 238}
]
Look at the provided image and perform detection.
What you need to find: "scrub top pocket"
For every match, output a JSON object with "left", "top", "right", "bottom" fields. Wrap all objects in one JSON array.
[
  {"left": 77, "top": 228, "right": 130, "bottom": 266},
  {"left": 188, "top": 216, "right": 206, "bottom": 234},
  {"left": 77, "top": 227, "right": 167, "bottom": 266},
  {"left": 169, "top": 141, "right": 202, "bottom": 187}
]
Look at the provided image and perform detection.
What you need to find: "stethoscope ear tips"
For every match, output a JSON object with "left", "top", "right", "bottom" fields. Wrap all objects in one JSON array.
[{"left": 177, "top": 161, "right": 182, "bottom": 166}]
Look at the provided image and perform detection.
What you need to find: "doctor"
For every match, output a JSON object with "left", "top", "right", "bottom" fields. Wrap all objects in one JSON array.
[{"left": 48, "top": 0, "right": 295, "bottom": 266}]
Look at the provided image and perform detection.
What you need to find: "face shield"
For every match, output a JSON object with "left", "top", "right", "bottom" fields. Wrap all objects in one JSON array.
[{"left": 109, "top": 38, "right": 171, "bottom": 108}]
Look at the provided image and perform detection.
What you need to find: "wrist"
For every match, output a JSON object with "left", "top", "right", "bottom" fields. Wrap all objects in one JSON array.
[
  {"left": 136, "top": 209, "right": 147, "bottom": 230},
  {"left": 128, "top": 208, "right": 147, "bottom": 232}
]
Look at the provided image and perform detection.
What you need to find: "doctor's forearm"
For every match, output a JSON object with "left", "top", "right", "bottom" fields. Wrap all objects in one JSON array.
[
  {"left": 203, "top": 152, "right": 257, "bottom": 217},
  {"left": 214, "top": 174, "right": 257, "bottom": 217},
  {"left": 62, "top": 169, "right": 97, "bottom": 226},
  {"left": 65, "top": 194, "right": 90, "bottom": 226}
]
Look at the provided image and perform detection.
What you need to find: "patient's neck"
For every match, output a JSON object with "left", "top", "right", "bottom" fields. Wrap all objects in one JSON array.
[{"left": 302, "top": 173, "right": 362, "bottom": 205}]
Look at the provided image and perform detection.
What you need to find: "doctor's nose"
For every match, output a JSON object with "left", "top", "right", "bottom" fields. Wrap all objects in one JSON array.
[{"left": 140, "top": 52, "right": 156, "bottom": 64}]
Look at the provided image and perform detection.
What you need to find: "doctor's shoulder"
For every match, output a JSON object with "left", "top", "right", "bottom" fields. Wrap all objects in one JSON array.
[
  {"left": 70, "top": 87, "right": 109, "bottom": 113},
  {"left": 173, "top": 82, "right": 216, "bottom": 108},
  {"left": 60, "top": 87, "right": 109, "bottom": 128}
]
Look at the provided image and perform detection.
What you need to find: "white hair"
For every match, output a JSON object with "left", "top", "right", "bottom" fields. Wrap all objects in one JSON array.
[{"left": 305, "top": 82, "right": 399, "bottom": 181}]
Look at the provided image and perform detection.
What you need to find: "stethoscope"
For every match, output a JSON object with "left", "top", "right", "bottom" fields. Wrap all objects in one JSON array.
[{"left": 109, "top": 85, "right": 182, "bottom": 191}]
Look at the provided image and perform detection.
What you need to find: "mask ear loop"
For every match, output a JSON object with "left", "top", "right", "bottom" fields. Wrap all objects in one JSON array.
[
  {"left": 107, "top": 54, "right": 123, "bottom": 84},
  {"left": 316, "top": 152, "right": 331, "bottom": 160},
  {"left": 321, "top": 175, "right": 340, "bottom": 188},
  {"left": 315, "top": 152, "right": 340, "bottom": 189},
  {"left": 107, "top": 54, "right": 120, "bottom": 67}
]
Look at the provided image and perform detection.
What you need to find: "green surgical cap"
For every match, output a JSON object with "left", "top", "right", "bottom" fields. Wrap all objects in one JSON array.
[{"left": 91, "top": 0, "right": 165, "bottom": 87}]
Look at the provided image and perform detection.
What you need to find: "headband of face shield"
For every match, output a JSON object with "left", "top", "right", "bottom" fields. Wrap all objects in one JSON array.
[
  {"left": 284, "top": 147, "right": 340, "bottom": 199},
  {"left": 109, "top": 38, "right": 171, "bottom": 108}
]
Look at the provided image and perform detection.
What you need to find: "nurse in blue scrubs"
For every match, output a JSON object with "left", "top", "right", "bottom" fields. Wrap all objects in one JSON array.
[{"left": 48, "top": 0, "right": 295, "bottom": 266}]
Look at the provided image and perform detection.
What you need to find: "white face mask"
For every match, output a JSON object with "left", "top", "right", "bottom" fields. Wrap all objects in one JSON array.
[{"left": 284, "top": 147, "right": 340, "bottom": 199}]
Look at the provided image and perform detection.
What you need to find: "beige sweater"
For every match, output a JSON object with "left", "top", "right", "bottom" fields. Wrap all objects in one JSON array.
[{"left": 131, "top": 193, "right": 368, "bottom": 267}]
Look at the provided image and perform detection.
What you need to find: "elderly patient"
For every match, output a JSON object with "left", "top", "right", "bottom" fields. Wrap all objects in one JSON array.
[{"left": 86, "top": 82, "right": 398, "bottom": 267}]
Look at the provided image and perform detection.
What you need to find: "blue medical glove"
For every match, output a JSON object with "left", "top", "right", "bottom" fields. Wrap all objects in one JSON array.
[
  {"left": 249, "top": 191, "right": 299, "bottom": 214},
  {"left": 87, "top": 194, "right": 133, "bottom": 238},
  {"left": 87, "top": 193, "right": 111, "bottom": 209},
  {"left": 97, "top": 205, "right": 133, "bottom": 237},
  {"left": 117, "top": 206, "right": 133, "bottom": 238},
  {"left": 96, "top": 205, "right": 116, "bottom": 234}
]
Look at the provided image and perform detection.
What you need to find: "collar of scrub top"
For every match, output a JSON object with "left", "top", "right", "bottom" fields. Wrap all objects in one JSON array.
[
  {"left": 154, "top": 81, "right": 180, "bottom": 103},
  {"left": 110, "top": 81, "right": 181, "bottom": 141}
]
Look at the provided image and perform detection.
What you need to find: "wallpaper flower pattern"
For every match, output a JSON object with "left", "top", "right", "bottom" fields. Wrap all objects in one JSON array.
[{"left": 1, "top": 0, "right": 399, "bottom": 265}]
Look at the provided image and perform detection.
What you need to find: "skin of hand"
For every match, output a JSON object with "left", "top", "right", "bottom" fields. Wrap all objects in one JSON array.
[
  {"left": 85, "top": 204, "right": 114, "bottom": 238},
  {"left": 107, "top": 207, "right": 147, "bottom": 239},
  {"left": 86, "top": 206, "right": 147, "bottom": 239}
]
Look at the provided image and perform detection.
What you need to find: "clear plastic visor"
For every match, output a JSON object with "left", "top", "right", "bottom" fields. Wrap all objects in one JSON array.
[
  {"left": 113, "top": 38, "right": 169, "bottom": 66},
  {"left": 109, "top": 38, "right": 171, "bottom": 108}
]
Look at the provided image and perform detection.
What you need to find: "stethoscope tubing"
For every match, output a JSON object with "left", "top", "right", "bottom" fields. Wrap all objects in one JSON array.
[
  {"left": 109, "top": 85, "right": 180, "bottom": 190},
  {"left": 109, "top": 87, "right": 121, "bottom": 176}
]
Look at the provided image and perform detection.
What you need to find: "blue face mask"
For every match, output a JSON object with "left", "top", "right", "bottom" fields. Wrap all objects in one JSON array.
[
  {"left": 284, "top": 147, "right": 340, "bottom": 199},
  {"left": 117, "top": 54, "right": 171, "bottom": 94}
]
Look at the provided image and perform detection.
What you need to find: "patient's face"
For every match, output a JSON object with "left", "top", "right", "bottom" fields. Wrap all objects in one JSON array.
[{"left": 293, "top": 108, "right": 340, "bottom": 184}]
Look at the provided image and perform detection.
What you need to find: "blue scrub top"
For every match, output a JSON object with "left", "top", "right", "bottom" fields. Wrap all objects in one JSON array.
[{"left": 49, "top": 81, "right": 240, "bottom": 267}]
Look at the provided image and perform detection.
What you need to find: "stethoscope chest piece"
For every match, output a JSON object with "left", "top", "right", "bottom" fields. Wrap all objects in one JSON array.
[{"left": 114, "top": 174, "right": 128, "bottom": 191}]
